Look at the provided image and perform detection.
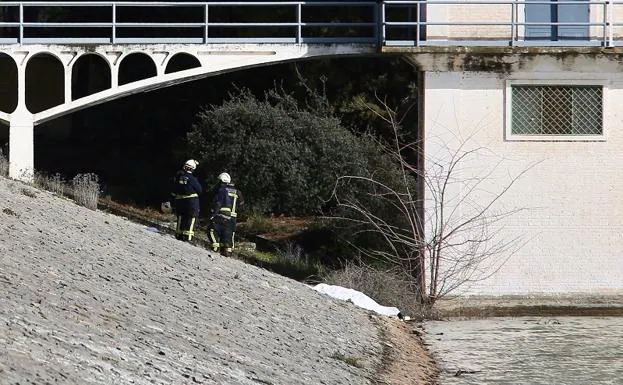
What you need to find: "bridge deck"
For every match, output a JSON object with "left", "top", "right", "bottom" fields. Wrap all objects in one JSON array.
[{"left": 2, "top": 1, "right": 623, "bottom": 47}]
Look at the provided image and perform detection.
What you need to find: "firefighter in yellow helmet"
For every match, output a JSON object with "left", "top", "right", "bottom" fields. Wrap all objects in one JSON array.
[{"left": 170, "top": 159, "right": 202, "bottom": 242}]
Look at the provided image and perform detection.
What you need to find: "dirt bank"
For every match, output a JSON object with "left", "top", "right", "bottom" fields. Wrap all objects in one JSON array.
[{"left": 0, "top": 177, "right": 437, "bottom": 385}]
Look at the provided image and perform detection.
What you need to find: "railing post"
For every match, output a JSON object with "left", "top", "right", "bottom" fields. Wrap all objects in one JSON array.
[
  {"left": 297, "top": 3, "right": 302, "bottom": 44},
  {"left": 606, "top": 1, "right": 614, "bottom": 47},
  {"left": 112, "top": 2, "right": 116, "bottom": 44},
  {"left": 204, "top": 3, "right": 209, "bottom": 43},
  {"left": 374, "top": 2, "right": 381, "bottom": 48},
  {"left": 510, "top": 0, "right": 517, "bottom": 46},
  {"left": 380, "top": 1, "right": 386, "bottom": 47},
  {"left": 19, "top": 2, "right": 23, "bottom": 44},
  {"left": 417, "top": 1, "right": 421, "bottom": 46},
  {"left": 408, "top": 4, "right": 413, "bottom": 43}
]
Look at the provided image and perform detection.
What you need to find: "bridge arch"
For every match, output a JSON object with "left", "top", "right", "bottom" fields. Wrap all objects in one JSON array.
[
  {"left": 165, "top": 52, "right": 201, "bottom": 74},
  {"left": 72, "top": 53, "right": 112, "bottom": 101},
  {"left": 26, "top": 52, "right": 64, "bottom": 114},
  {"left": 0, "top": 52, "right": 18, "bottom": 115},
  {"left": 32, "top": 44, "right": 377, "bottom": 127},
  {"left": 119, "top": 52, "right": 157, "bottom": 86}
]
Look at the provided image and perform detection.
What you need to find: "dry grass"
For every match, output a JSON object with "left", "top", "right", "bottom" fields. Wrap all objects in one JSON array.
[
  {"left": 30, "top": 171, "right": 100, "bottom": 210},
  {"left": 322, "top": 261, "right": 437, "bottom": 320},
  {"left": 238, "top": 214, "right": 310, "bottom": 240},
  {"left": 243, "top": 212, "right": 271, "bottom": 234},
  {"left": 71, "top": 173, "right": 100, "bottom": 210},
  {"left": 99, "top": 196, "right": 174, "bottom": 222},
  {"left": 0, "top": 150, "right": 8, "bottom": 177},
  {"left": 34, "top": 172, "right": 65, "bottom": 196}
]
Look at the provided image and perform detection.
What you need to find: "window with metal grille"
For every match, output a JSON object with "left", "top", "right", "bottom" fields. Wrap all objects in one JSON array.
[{"left": 511, "top": 85, "right": 602, "bottom": 136}]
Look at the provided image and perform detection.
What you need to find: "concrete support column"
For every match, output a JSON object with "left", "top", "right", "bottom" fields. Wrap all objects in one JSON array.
[
  {"left": 64, "top": 65, "right": 72, "bottom": 103},
  {"left": 9, "top": 106, "right": 34, "bottom": 181},
  {"left": 106, "top": 51, "right": 121, "bottom": 88},
  {"left": 9, "top": 58, "right": 34, "bottom": 181},
  {"left": 111, "top": 65, "right": 118, "bottom": 88},
  {"left": 153, "top": 52, "right": 169, "bottom": 76}
]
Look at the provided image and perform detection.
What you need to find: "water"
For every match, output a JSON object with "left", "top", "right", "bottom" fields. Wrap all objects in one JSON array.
[{"left": 423, "top": 317, "right": 623, "bottom": 384}]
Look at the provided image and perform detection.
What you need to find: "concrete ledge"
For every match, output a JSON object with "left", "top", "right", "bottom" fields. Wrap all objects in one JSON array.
[{"left": 436, "top": 294, "right": 623, "bottom": 318}]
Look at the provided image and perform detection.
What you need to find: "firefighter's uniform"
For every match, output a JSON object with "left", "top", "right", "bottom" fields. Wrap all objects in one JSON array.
[
  {"left": 209, "top": 172, "right": 241, "bottom": 256},
  {"left": 171, "top": 160, "right": 202, "bottom": 242}
]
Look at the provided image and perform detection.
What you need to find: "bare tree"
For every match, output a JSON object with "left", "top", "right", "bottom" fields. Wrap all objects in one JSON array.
[{"left": 329, "top": 96, "right": 538, "bottom": 306}]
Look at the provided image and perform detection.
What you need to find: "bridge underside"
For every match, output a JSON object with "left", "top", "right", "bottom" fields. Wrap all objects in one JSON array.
[{"left": 0, "top": 43, "right": 377, "bottom": 178}]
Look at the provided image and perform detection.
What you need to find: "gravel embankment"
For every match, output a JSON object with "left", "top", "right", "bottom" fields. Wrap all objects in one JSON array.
[{"left": 0, "top": 177, "right": 391, "bottom": 384}]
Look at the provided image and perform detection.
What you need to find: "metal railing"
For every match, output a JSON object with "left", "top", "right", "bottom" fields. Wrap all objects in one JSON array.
[
  {"left": 382, "top": 0, "right": 620, "bottom": 47},
  {"left": 0, "top": 1, "right": 380, "bottom": 44},
  {"left": 1, "top": 1, "right": 623, "bottom": 46}
]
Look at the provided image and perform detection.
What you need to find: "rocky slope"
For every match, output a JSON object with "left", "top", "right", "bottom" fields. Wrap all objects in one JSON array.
[{"left": 0, "top": 177, "right": 436, "bottom": 385}]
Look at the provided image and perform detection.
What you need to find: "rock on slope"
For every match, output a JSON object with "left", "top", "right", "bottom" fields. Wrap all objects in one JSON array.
[{"left": 0, "top": 177, "right": 384, "bottom": 384}]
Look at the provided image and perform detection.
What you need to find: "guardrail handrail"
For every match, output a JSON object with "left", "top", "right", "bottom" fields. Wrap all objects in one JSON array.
[
  {"left": 0, "top": 1, "right": 622, "bottom": 46},
  {"left": 383, "top": 0, "right": 620, "bottom": 47}
]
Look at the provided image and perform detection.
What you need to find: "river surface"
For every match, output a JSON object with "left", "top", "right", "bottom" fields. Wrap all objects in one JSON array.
[{"left": 423, "top": 316, "right": 623, "bottom": 384}]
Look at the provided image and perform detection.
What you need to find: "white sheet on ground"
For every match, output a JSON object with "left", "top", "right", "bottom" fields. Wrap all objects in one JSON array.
[{"left": 312, "top": 283, "right": 400, "bottom": 317}]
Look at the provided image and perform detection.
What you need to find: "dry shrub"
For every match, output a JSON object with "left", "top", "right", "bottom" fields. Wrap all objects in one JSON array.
[
  {"left": 275, "top": 241, "right": 306, "bottom": 265},
  {"left": 0, "top": 150, "right": 8, "bottom": 177},
  {"left": 71, "top": 173, "right": 100, "bottom": 210},
  {"left": 273, "top": 242, "right": 323, "bottom": 279},
  {"left": 322, "top": 261, "right": 431, "bottom": 319},
  {"left": 34, "top": 172, "right": 65, "bottom": 196}
]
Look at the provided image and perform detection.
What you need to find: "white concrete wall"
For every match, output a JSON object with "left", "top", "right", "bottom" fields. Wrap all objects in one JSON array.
[{"left": 424, "top": 69, "right": 623, "bottom": 295}]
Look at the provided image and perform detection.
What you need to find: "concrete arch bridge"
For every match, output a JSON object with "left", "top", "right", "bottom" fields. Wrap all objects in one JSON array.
[
  {"left": 2, "top": 0, "right": 622, "bottom": 179},
  {"left": 0, "top": 42, "right": 376, "bottom": 179},
  {"left": 0, "top": 0, "right": 401, "bottom": 178}
]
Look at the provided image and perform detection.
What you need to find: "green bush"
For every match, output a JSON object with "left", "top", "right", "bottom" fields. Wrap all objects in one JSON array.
[{"left": 186, "top": 88, "right": 385, "bottom": 216}]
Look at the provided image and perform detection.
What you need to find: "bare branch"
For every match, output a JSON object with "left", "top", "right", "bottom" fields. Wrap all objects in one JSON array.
[{"left": 330, "top": 97, "right": 537, "bottom": 306}]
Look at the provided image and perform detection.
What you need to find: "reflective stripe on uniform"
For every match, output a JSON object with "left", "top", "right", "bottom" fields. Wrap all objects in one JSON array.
[
  {"left": 229, "top": 191, "right": 238, "bottom": 217},
  {"left": 209, "top": 228, "right": 220, "bottom": 252},
  {"left": 172, "top": 193, "right": 199, "bottom": 199},
  {"left": 182, "top": 217, "right": 196, "bottom": 241}
]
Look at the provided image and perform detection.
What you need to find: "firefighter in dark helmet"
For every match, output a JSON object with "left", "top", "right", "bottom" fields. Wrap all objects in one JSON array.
[
  {"left": 170, "top": 159, "right": 202, "bottom": 242},
  {"left": 208, "top": 172, "right": 241, "bottom": 256}
]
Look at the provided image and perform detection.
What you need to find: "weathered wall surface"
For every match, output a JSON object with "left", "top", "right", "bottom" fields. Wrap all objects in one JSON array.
[{"left": 410, "top": 50, "right": 623, "bottom": 295}]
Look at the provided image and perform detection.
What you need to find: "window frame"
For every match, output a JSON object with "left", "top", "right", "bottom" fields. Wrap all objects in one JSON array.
[{"left": 504, "top": 79, "right": 608, "bottom": 142}]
